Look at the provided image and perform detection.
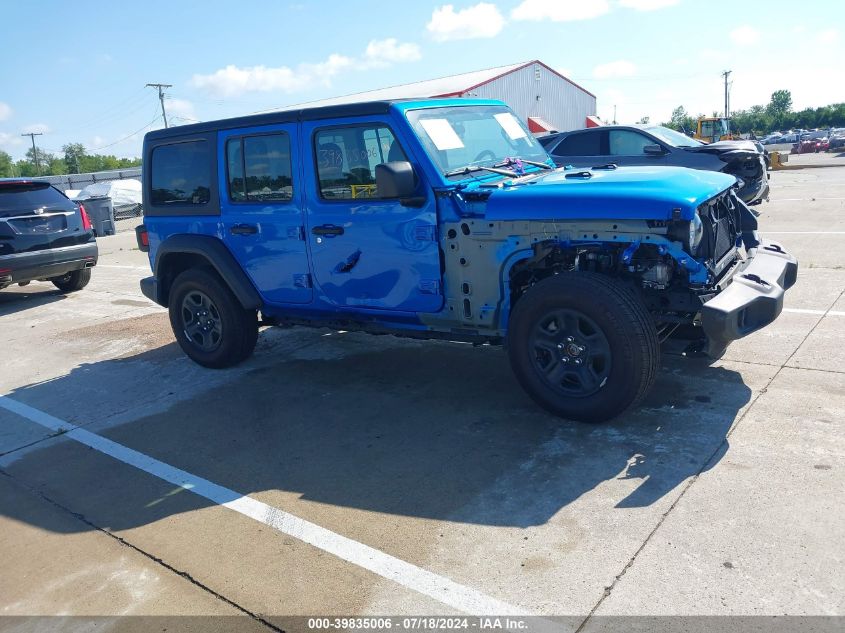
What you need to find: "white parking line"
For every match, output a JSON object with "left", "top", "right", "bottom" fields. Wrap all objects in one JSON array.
[
  {"left": 0, "top": 395, "right": 528, "bottom": 617},
  {"left": 784, "top": 308, "right": 845, "bottom": 317},
  {"left": 765, "top": 231, "right": 845, "bottom": 235}
]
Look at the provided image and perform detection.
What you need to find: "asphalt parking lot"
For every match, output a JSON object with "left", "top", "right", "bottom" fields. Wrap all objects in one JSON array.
[{"left": 1, "top": 157, "right": 843, "bottom": 631}]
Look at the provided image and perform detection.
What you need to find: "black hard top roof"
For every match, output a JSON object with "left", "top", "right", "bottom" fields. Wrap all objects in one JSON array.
[{"left": 144, "top": 100, "right": 401, "bottom": 141}]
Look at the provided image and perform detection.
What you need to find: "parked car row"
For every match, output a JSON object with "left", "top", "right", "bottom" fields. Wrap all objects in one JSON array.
[
  {"left": 134, "top": 98, "right": 796, "bottom": 423},
  {"left": 538, "top": 124, "right": 770, "bottom": 205}
]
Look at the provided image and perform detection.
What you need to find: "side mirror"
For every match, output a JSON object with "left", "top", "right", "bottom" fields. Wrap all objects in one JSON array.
[
  {"left": 643, "top": 144, "right": 665, "bottom": 156},
  {"left": 375, "top": 161, "right": 415, "bottom": 198}
]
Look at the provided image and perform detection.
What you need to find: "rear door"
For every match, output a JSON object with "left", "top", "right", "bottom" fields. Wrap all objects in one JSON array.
[
  {"left": 547, "top": 130, "right": 606, "bottom": 167},
  {"left": 0, "top": 182, "right": 87, "bottom": 256},
  {"left": 301, "top": 117, "right": 442, "bottom": 312},
  {"left": 218, "top": 124, "right": 312, "bottom": 305}
]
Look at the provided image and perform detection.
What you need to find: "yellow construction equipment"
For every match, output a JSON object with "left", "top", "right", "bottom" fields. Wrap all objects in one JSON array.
[{"left": 694, "top": 117, "right": 735, "bottom": 143}]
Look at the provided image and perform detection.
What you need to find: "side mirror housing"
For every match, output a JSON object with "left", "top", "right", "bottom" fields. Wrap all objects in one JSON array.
[
  {"left": 375, "top": 161, "right": 415, "bottom": 198},
  {"left": 643, "top": 144, "right": 665, "bottom": 156}
]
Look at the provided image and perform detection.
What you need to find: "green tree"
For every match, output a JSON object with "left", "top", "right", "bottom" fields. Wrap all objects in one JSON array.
[
  {"left": 767, "top": 90, "right": 793, "bottom": 117},
  {"left": 666, "top": 105, "right": 696, "bottom": 133},
  {"left": 23, "top": 146, "right": 55, "bottom": 175},
  {"left": 0, "top": 150, "right": 14, "bottom": 177},
  {"left": 637, "top": 116, "right": 650, "bottom": 124},
  {"left": 63, "top": 143, "right": 87, "bottom": 174}
]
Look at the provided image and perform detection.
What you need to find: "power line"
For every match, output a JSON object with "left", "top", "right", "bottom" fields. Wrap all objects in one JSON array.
[
  {"left": 21, "top": 132, "right": 43, "bottom": 175},
  {"left": 146, "top": 83, "right": 172, "bottom": 128},
  {"left": 88, "top": 112, "right": 162, "bottom": 152}
]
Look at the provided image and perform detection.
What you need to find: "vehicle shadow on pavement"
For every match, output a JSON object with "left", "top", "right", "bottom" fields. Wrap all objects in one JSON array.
[
  {"left": 0, "top": 286, "right": 67, "bottom": 317},
  {"left": 0, "top": 331, "right": 751, "bottom": 532}
]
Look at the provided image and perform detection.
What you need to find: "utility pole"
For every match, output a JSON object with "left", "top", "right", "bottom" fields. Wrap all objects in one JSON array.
[
  {"left": 722, "top": 70, "right": 732, "bottom": 119},
  {"left": 146, "top": 83, "right": 172, "bottom": 128},
  {"left": 613, "top": 104, "right": 617, "bottom": 124},
  {"left": 21, "top": 132, "right": 43, "bottom": 175}
]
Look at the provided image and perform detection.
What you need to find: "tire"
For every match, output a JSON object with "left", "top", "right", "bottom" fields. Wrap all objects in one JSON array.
[
  {"left": 51, "top": 268, "right": 91, "bottom": 292},
  {"left": 168, "top": 267, "right": 258, "bottom": 368},
  {"left": 507, "top": 272, "right": 659, "bottom": 423}
]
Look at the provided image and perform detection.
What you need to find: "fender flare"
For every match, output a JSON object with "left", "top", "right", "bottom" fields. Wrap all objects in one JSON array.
[{"left": 154, "top": 234, "right": 261, "bottom": 309}]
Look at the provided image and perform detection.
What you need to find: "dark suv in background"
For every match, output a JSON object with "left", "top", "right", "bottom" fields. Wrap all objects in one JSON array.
[
  {"left": 0, "top": 180, "right": 97, "bottom": 293},
  {"left": 539, "top": 125, "right": 770, "bottom": 205}
]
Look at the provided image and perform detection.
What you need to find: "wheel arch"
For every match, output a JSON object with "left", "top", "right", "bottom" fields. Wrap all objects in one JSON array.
[{"left": 153, "top": 234, "right": 261, "bottom": 310}]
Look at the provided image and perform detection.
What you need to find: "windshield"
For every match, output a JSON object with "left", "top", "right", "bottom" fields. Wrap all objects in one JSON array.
[
  {"left": 406, "top": 105, "right": 550, "bottom": 179},
  {"left": 646, "top": 125, "right": 703, "bottom": 148}
]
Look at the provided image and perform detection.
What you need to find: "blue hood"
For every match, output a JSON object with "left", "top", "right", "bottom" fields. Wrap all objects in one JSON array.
[{"left": 482, "top": 166, "right": 736, "bottom": 221}]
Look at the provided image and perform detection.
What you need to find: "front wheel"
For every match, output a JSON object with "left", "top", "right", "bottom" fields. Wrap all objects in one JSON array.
[
  {"left": 168, "top": 268, "right": 258, "bottom": 368},
  {"left": 507, "top": 273, "right": 659, "bottom": 423}
]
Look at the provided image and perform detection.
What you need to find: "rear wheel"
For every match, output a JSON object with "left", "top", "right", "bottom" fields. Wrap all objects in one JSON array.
[
  {"left": 507, "top": 272, "right": 659, "bottom": 423},
  {"left": 51, "top": 268, "right": 91, "bottom": 292},
  {"left": 168, "top": 268, "right": 258, "bottom": 368}
]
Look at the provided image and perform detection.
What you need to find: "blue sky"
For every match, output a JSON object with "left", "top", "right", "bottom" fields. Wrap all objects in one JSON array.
[{"left": 1, "top": 0, "right": 843, "bottom": 160}]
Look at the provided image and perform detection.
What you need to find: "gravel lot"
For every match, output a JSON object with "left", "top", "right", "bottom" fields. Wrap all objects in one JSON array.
[{"left": 1, "top": 160, "right": 843, "bottom": 632}]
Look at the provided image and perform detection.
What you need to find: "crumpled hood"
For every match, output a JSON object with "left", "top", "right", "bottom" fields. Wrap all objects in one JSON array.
[
  {"left": 686, "top": 139, "right": 761, "bottom": 154},
  {"left": 482, "top": 166, "right": 736, "bottom": 222}
]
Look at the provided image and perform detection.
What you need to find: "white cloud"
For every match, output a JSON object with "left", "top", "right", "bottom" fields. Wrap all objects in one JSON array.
[
  {"left": 593, "top": 60, "right": 637, "bottom": 78},
  {"left": 0, "top": 132, "right": 24, "bottom": 149},
  {"left": 426, "top": 3, "right": 506, "bottom": 41},
  {"left": 0, "top": 102, "right": 11, "bottom": 121},
  {"left": 363, "top": 38, "right": 422, "bottom": 67},
  {"left": 191, "top": 56, "right": 353, "bottom": 97},
  {"left": 511, "top": 0, "right": 610, "bottom": 22},
  {"left": 167, "top": 98, "right": 199, "bottom": 124},
  {"left": 23, "top": 123, "right": 50, "bottom": 134},
  {"left": 818, "top": 28, "right": 839, "bottom": 44},
  {"left": 730, "top": 26, "right": 761, "bottom": 45},
  {"left": 191, "top": 38, "right": 420, "bottom": 97},
  {"left": 618, "top": 0, "right": 679, "bottom": 10}
]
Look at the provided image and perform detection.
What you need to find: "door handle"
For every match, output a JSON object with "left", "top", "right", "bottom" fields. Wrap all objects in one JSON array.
[
  {"left": 312, "top": 224, "right": 344, "bottom": 237},
  {"left": 230, "top": 224, "right": 258, "bottom": 235}
]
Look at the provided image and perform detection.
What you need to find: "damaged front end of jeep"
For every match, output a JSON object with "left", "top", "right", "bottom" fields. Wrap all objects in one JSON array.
[{"left": 435, "top": 169, "right": 797, "bottom": 360}]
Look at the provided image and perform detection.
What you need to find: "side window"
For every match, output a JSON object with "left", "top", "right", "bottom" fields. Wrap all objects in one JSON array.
[
  {"left": 315, "top": 125, "right": 406, "bottom": 200},
  {"left": 550, "top": 131, "right": 603, "bottom": 156},
  {"left": 227, "top": 133, "right": 293, "bottom": 202},
  {"left": 150, "top": 141, "right": 211, "bottom": 205},
  {"left": 608, "top": 130, "right": 654, "bottom": 155}
]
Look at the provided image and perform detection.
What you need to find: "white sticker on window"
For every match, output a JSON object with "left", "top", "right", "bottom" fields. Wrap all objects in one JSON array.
[
  {"left": 419, "top": 118, "right": 465, "bottom": 150},
  {"left": 494, "top": 113, "right": 528, "bottom": 140}
]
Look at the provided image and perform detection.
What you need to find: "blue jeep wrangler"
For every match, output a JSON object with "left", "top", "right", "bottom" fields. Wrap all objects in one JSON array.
[{"left": 137, "top": 99, "right": 797, "bottom": 422}]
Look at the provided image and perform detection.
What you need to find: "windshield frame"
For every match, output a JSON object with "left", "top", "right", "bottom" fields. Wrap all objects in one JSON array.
[
  {"left": 645, "top": 125, "right": 704, "bottom": 148},
  {"left": 405, "top": 104, "right": 552, "bottom": 182}
]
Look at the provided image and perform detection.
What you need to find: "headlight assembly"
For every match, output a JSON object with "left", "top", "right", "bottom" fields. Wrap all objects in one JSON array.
[{"left": 669, "top": 212, "right": 704, "bottom": 254}]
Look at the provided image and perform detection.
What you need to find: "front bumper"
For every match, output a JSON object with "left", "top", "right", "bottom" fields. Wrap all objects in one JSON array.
[{"left": 700, "top": 236, "right": 798, "bottom": 357}]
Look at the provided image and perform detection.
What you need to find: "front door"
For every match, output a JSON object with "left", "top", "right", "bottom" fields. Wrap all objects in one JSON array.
[
  {"left": 219, "top": 124, "right": 312, "bottom": 304},
  {"left": 302, "top": 118, "right": 442, "bottom": 312}
]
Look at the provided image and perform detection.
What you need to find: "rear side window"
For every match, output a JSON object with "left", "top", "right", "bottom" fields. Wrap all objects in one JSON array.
[
  {"left": 227, "top": 133, "right": 294, "bottom": 202},
  {"left": 314, "top": 125, "right": 406, "bottom": 200},
  {"left": 150, "top": 141, "right": 211, "bottom": 205},
  {"left": 551, "top": 131, "right": 603, "bottom": 156},
  {"left": 0, "top": 183, "right": 70, "bottom": 216}
]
